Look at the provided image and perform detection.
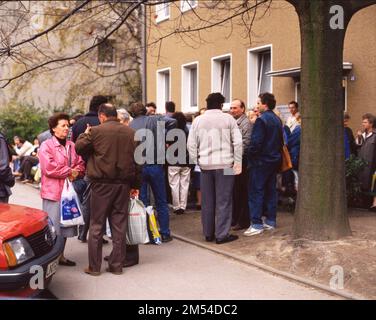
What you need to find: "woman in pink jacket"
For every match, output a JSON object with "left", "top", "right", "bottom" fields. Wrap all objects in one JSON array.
[{"left": 39, "top": 113, "right": 85, "bottom": 266}]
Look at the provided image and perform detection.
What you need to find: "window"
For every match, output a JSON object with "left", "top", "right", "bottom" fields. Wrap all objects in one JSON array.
[
  {"left": 181, "top": 0, "right": 198, "bottom": 12},
  {"left": 257, "top": 51, "right": 271, "bottom": 94},
  {"left": 155, "top": 2, "right": 170, "bottom": 23},
  {"left": 157, "top": 68, "right": 171, "bottom": 112},
  {"left": 98, "top": 39, "right": 115, "bottom": 66},
  {"left": 212, "top": 54, "right": 232, "bottom": 108},
  {"left": 182, "top": 62, "right": 198, "bottom": 111},
  {"left": 248, "top": 45, "right": 272, "bottom": 107}
]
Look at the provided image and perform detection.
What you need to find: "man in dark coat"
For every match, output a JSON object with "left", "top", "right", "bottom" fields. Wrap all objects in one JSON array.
[
  {"left": 0, "top": 133, "right": 15, "bottom": 203},
  {"left": 75, "top": 103, "right": 141, "bottom": 275},
  {"left": 245, "top": 92, "right": 283, "bottom": 236},
  {"left": 129, "top": 102, "right": 176, "bottom": 243},
  {"left": 72, "top": 95, "right": 108, "bottom": 242},
  {"left": 230, "top": 99, "right": 252, "bottom": 230},
  {"left": 355, "top": 113, "right": 376, "bottom": 209}
]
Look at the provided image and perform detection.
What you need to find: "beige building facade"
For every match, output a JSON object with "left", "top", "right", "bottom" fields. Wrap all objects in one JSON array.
[{"left": 146, "top": 1, "right": 376, "bottom": 129}]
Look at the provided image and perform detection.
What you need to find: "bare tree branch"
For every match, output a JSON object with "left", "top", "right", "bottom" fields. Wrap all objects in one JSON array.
[
  {"left": 0, "top": 0, "right": 146, "bottom": 88},
  {"left": 0, "top": 0, "right": 91, "bottom": 55}
]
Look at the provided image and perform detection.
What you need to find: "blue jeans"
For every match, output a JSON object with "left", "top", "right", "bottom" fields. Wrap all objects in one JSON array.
[
  {"left": 140, "top": 165, "right": 170, "bottom": 237},
  {"left": 248, "top": 163, "right": 279, "bottom": 229}
]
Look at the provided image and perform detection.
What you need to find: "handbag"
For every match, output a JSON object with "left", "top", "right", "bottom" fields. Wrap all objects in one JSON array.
[
  {"left": 280, "top": 144, "right": 293, "bottom": 173},
  {"left": 279, "top": 120, "right": 293, "bottom": 173}
]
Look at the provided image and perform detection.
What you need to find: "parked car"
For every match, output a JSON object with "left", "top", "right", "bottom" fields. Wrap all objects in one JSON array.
[{"left": 0, "top": 203, "right": 64, "bottom": 298}]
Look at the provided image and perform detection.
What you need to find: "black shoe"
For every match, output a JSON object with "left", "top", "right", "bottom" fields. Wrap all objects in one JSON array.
[
  {"left": 59, "top": 258, "right": 76, "bottom": 266},
  {"left": 123, "top": 260, "right": 139, "bottom": 268},
  {"left": 102, "top": 237, "right": 109, "bottom": 244},
  {"left": 205, "top": 236, "right": 214, "bottom": 242},
  {"left": 215, "top": 234, "right": 239, "bottom": 244},
  {"left": 78, "top": 235, "right": 87, "bottom": 243},
  {"left": 174, "top": 209, "right": 184, "bottom": 215},
  {"left": 161, "top": 234, "right": 173, "bottom": 243}
]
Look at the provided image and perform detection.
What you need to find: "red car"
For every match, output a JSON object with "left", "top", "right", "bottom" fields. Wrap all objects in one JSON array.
[{"left": 0, "top": 203, "right": 64, "bottom": 298}]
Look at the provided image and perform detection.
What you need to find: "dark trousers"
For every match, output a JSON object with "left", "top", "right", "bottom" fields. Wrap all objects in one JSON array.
[
  {"left": 248, "top": 163, "right": 279, "bottom": 228},
  {"left": 20, "top": 156, "right": 39, "bottom": 180},
  {"left": 201, "top": 169, "right": 235, "bottom": 240},
  {"left": 140, "top": 165, "right": 170, "bottom": 237},
  {"left": 232, "top": 164, "right": 250, "bottom": 229},
  {"left": 89, "top": 182, "right": 130, "bottom": 272},
  {"left": 78, "top": 178, "right": 91, "bottom": 240}
]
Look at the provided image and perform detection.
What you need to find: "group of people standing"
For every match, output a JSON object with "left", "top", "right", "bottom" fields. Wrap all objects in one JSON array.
[{"left": 1, "top": 90, "right": 375, "bottom": 277}]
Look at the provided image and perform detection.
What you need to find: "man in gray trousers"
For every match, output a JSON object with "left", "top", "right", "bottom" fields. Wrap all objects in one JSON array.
[{"left": 187, "top": 93, "right": 242, "bottom": 244}]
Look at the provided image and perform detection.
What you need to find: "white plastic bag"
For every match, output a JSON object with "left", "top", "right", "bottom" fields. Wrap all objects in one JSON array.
[
  {"left": 126, "top": 198, "right": 150, "bottom": 245},
  {"left": 60, "top": 179, "right": 85, "bottom": 226}
]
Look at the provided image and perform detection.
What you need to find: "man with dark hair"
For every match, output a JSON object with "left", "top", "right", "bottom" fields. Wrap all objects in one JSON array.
[
  {"left": 72, "top": 95, "right": 109, "bottom": 143},
  {"left": 230, "top": 99, "right": 253, "bottom": 230},
  {"left": 146, "top": 102, "right": 157, "bottom": 116},
  {"left": 75, "top": 103, "right": 141, "bottom": 276},
  {"left": 187, "top": 93, "right": 242, "bottom": 244},
  {"left": 72, "top": 95, "right": 109, "bottom": 243},
  {"left": 129, "top": 102, "right": 176, "bottom": 243},
  {"left": 244, "top": 92, "right": 283, "bottom": 236},
  {"left": 165, "top": 101, "right": 176, "bottom": 118},
  {"left": 286, "top": 100, "right": 299, "bottom": 132}
]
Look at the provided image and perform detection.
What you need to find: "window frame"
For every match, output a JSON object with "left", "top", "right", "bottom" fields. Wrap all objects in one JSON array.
[
  {"left": 211, "top": 53, "right": 232, "bottom": 110},
  {"left": 156, "top": 67, "right": 172, "bottom": 112},
  {"left": 155, "top": 2, "right": 170, "bottom": 23},
  {"left": 181, "top": 0, "right": 198, "bottom": 13},
  {"left": 181, "top": 61, "right": 199, "bottom": 112},
  {"left": 97, "top": 39, "right": 116, "bottom": 67},
  {"left": 247, "top": 44, "right": 273, "bottom": 108}
]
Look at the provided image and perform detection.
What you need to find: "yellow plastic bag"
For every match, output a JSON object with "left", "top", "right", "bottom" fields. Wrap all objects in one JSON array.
[{"left": 146, "top": 206, "right": 162, "bottom": 245}]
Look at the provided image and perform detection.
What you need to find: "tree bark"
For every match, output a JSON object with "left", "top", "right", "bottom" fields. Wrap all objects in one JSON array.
[{"left": 292, "top": 0, "right": 353, "bottom": 240}]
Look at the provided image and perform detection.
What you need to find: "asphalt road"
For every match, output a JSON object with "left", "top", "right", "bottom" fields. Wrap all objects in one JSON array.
[{"left": 9, "top": 182, "right": 337, "bottom": 300}]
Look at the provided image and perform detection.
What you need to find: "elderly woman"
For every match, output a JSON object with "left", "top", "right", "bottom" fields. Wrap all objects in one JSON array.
[
  {"left": 117, "top": 108, "right": 131, "bottom": 125},
  {"left": 39, "top": 113, "right": 85, "bottom": 266}
]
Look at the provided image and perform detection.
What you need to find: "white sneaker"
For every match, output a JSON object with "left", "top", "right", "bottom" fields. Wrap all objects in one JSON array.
[
  {"left": 263, "top": 223, "right": 275, "bottom": 230},
  {"left": 243, "top": 227, "right": 264, "bottom": 236}
]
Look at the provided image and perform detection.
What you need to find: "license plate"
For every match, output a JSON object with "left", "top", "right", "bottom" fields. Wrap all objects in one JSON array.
[{"left": 46, "top": 259, "right": 59, "bottom": 278}]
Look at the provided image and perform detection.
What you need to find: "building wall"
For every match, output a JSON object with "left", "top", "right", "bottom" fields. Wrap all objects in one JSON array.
[{"left": 146, "top": 1, "right": 376, "bottom": 129}]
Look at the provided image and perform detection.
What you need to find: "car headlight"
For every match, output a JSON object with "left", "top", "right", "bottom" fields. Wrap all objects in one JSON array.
[
  {"left": 47, "top": 217, "right": 57, "bottom": 242},
  {"left": 3, "top": 237, "right": 35, "bottom": 267}
]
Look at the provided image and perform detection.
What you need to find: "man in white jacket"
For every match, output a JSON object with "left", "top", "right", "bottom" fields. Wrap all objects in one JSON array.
[
  {"left": 187, "top": 92, "right": 242, "bottom": 244},
  {"left": 12, "top": 136, "right": 34, "bottom": 173}
]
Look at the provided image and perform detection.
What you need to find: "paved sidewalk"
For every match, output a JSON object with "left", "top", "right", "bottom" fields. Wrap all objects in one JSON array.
[{"left": 9, "top": 182, "right": 339, "bottom": 300}]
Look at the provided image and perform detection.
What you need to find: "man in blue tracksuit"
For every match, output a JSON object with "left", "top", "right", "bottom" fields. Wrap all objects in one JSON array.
[{"left": 244, "top": 92, "right": 283, "bottom": 236}]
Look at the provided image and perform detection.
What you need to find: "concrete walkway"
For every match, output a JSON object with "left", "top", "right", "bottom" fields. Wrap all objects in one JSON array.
[{"left": 10, "top": 182, "right": 338, "bottom": 300}]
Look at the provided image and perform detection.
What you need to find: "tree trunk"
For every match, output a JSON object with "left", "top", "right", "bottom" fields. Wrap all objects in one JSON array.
[{"left": 293, "top": 0, "right": 352, "bottom": 240}]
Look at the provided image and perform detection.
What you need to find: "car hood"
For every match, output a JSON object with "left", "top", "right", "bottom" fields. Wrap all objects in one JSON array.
[{"left": 0, "top": 204, "right": 47, "bottom": 241}]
